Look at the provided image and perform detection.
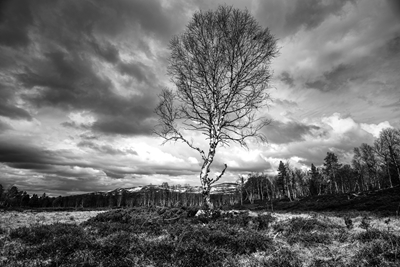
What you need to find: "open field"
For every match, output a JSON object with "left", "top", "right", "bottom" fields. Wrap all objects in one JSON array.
[
  {"left": 0, "top": 210, "right": 107, "bottom": 230},
  {"left": 1, "top": 207, "right": 399, "bottom": 266}
]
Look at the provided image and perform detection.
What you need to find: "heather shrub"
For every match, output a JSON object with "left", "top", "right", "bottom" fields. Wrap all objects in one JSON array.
[
  {"left": 354, "top": 228, "right": 400, "bottom": 243},
  {"left": 185, "top": 206, "right": 199, "bottom": 218},
  {"left": 350, "top": 239, "right": 400, "bottom": 266},
  {"left": 160, "top": 207, "right": 187, "bottom": 220},
  {"left": 84, "top": 208, "right": 165, "bottom": 236},
  {"left": 7, "top": 223, "right": 95, "bottom": 266},
  {"left": 174, "top": 239, "right": 225, "bottom": 267},
  {"left": 262, "top": 247, "right": 302, "bottom": 267},
  {"left": 309, "top": 258, "right": 341, "bottom": 267},
  {"left": 168, "top": 223, "right": 273, "bottom": 255},
  {"left": 84, "top": 208, "right": 133, "bottom": 224},
  {"left": 10, "top": 223, "right": 84, "bottom": 245},
  {"left": 94, "top": 231, "right": 135, "bottom": 262},
  {"left": 255, "top": 213, "right": 276, "bottom": 230},
  {"left": 344, "top": 216, "right": 353, "bottom": 229},
  {"left": 85, "top": 221, "right": 134, "bottom": 237},
  {"left": 274, "top": 217, "right": 334, "bottom": 246},
  {"left": 222, "top": 212, "right": 252, "bottom": 227},
  {"left": 359, "top": 216, "right": 371, "bottom": 231},
  {"left": 0, "top": 226, "right": 6, "bottom": 235}
]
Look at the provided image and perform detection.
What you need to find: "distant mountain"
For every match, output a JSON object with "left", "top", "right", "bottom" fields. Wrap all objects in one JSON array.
[{"left": 107, "top": 183, "right": 239, "bottom": 195}]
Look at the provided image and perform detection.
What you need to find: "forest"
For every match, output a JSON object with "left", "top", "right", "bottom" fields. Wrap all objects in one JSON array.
[{"left": 1, "top": 127, "right": 399, "bottom": 210}]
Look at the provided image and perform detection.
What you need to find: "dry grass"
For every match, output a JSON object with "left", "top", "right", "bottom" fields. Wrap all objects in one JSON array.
[
  {"left": 0, "top": 210, "right": 106, "bottom": 230},
  {"left": 267, "top": 211, "right": 400, "bottom": 266},
  {"left": 0, "top": 208, "right": 399, "bottom": 266}
]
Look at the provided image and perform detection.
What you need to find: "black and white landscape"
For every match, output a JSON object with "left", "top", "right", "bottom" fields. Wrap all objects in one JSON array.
[{"left": 0, "top": 0, "right": 400, "bottom": 196}]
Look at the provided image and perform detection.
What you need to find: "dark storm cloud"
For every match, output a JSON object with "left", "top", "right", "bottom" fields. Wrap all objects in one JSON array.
[
  {"left": 153, "top": 168, "right": 197, "bottom": 177},
  {"left": 0, "top": 84, "right": 32, "bottom": 120},
  {"left": 30, "top": 0, "right": 184, "bottom": 46},
  {"left": 72, "top": 0, "right": 185, "bottom": 41},
  {"left": 118, "top": 62, "right": 153, "bottom": 84},
  {"left": 79, "top": 133, "right": 98, "bottom": 140},
  {"left": 0, "top": 0, "right": 33, "bottom": 47},
  {"left": 7, "top": 163, "right": 53, "bottom": 170},
  {"left": 0, "top": 139, "right": 114, "bottom": 180},
  {"left": 306, "top": 31, "right": 400, "bottom": 93},
  {"left": 273, "top": 98, "right": 298, "bottom": 108},
  {"left": 387, "top": 0, "right": 400, "bottom": 18},
  {"left": 101, "top": 166, "right": 197, "bottom": 179},
  {"left": 18, "top": 50, "right": 113, "bottom": 108},
  {"left": 284, "top": 0, "right": 354, "bottom": 34},
  {"left": 77, "top": 140, "right": 138, "bottom": 156},
  {"left": 0, "top": 138, "right": 196, "bottom": 180},
  {"left": 384, "top": 35, "right": 400, "bottom": 56},
  {"left": 1, "top": 0, "right": 181, "bottom": 136},
  {"left": 0, "top": 102, "right": 32, "bottom": 120},
  {"left": 103, "top": 170, "right": 125, "bottom": 179},
  {"left": 61, "top": 121, "right": 90, "bottom": 130},
  {"left": 279, "top": 71, "right": 295, "bottom": 87},
  {"left": 92, "top": 116, "right": 156, "bottom": 136},
  {"left": 18, "top": 48, "right": 158, "bottom": 135},
  {"left": 382, "top": 99, "right": 400, "bottom": 110},
  {"left": 264, "top": 120, "right": 320, "bottom": 144},
  {"left": 305, "top": 64, "right": 359, "bottom": 92},
  {"left": 256, "top": 0, "right": 355, "bottom": 38},
  {"left": 0, "top": 141, "right": 65, "bottom": 167},
  {"left": 0, "top": 120, "right": 11, "bottom": 133},
  {"left": 89, "top": 39, "right": 120, "bottom": 64}
]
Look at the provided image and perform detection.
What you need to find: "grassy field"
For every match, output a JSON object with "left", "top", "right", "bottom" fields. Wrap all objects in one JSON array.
[
  {"left": 0, "top": 210, "right": 107, "bottom": 230},
  {"left": 0, "top": 208, "right": 400, "bottom": 266},
  {"left": 0, "top": 207, "right": 399, "bottom": 266}
]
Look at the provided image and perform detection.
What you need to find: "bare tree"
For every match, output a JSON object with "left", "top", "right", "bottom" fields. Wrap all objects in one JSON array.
[
  {"left": 379, "top": 128, "right": 400, "bottom": 184},
  {"left": 374, "top": 137, "right": 393, "bottom": 188},
  {"left": 155, "top": 6, "right": 278, "bottom": 209}
]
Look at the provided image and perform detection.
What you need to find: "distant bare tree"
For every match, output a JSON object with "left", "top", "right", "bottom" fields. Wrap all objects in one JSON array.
[
  {"left": 374, "top": 136, "right": 393, "bottom": 188},
  {"left": 155, "top": 6, "right": 278, "bottom": 209},
  {"left": 378, "top": 128, "right": 400, "bottom": 184}
]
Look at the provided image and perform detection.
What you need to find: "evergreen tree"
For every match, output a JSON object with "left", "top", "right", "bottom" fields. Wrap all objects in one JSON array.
[
  {"left": 323, "top": 152, "right": 342, "bottom": 194},
  {"left": 277, "top": 161, "right": 286, "bottom": 197},
  {"left": 309, "top": 163, "right": 320, "bottom": 196}
]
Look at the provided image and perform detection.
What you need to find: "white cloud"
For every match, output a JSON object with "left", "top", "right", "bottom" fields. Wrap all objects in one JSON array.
[
  {"left": 361, "top": 121, "right": 392, "bottom": 138},
  {"left": 188, "top": 157, "right": 199, "bottom": 164},
  {"left": 321, "top": 112, "right": 360, "bottom": 135}
]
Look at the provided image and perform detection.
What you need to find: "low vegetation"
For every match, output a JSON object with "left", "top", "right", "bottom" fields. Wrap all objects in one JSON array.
[{"left": 0, "top": 207, "right": 399, "bottom": 266}]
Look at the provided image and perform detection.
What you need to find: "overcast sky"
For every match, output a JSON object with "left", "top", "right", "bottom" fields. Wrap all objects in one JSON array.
[{"left": 0, "top": 0, "right": 399, "bottom": 196}]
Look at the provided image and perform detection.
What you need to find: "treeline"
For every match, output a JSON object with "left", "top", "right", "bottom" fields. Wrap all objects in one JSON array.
[
  {"left": 242, "top": 127, "right": 400, "bottom": 203},
  {"left": 0, "top": 184, "right": 239, "bottom": 209},
  {"left": 1, "top": 128, "right": 399, "bottom": 209}
]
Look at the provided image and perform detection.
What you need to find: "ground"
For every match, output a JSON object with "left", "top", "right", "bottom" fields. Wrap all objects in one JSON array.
[{"left": 0, "top": 207, "right": 399, "bottom": 266}]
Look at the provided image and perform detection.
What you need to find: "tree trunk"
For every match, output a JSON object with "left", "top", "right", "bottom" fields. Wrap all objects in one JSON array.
[
  {"left": 200, "top": 143, "right": 217, "bottom": 210},
  {"left": 203, "top": 191, "right": 213, "bottom": 210},
  {"left": 388, "top": 145, "right": 400, "bottom": 183}
]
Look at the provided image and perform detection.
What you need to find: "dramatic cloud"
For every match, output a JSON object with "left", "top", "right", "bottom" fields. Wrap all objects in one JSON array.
[
  {"left": 0, "top": 120, "right": 11, "bottom": 133},
  {"left": 263, "top": 120, "right": 320, "bottom": 144},
  {"left": 254, "top": 0, "right": 355, "bottom": 38},
  {"left": 0, "top": 0, "right": 399, "bottom": 195}
]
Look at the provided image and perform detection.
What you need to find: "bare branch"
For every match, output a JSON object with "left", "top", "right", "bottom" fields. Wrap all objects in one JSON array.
[{"left": 210, "top": 164, "right": 228, "bottom": 185}]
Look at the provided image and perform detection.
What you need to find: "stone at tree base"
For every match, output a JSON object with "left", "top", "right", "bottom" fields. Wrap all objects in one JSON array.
[
  {"left": 195, "top": 210, "right": 206, "bottom": 217},
  {"left": 248, "top": 211, "right": 258, "bottom": 217}
]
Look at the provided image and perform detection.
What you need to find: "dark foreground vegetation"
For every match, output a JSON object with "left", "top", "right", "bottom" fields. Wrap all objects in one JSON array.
[
  {"left": 1, "top": 206, "right": 399, "bottom": 267},
  {"left": 273, "top": 185, "right": 400, "bottom": 215}
]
